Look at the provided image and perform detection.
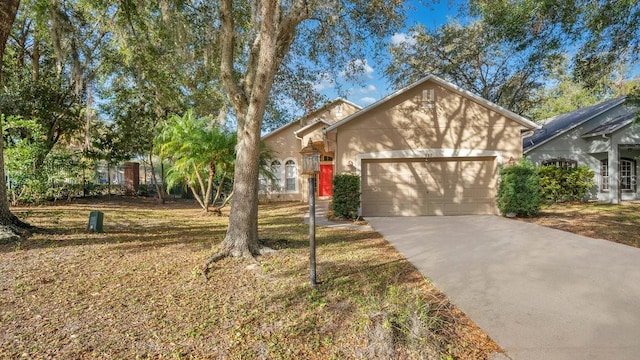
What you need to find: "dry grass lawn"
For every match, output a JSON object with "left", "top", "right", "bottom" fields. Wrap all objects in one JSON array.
[
  {"left": 1, "top": 197, "right": 499, "bottom": 359},
  {"left": 520, "top": 201, "right": 640, "bottom": 248}
]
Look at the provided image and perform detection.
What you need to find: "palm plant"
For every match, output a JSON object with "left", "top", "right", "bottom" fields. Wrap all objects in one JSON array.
[{"left": 155, "top": 110, "right": 236, "bottom": 213}]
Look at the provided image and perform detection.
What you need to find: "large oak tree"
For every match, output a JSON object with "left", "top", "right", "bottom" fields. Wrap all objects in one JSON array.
[
  {"left": 470, "top": 0, "right": 640, "bottom": 89},
  {"left": 0, "top": 0, "right": 28, "bottom": 233},
  {"left": 204, "top": 0, "right": 406, "bottom": 271},
  {"left": 386, "top": 20, "right": 559, "bottom": 116}
]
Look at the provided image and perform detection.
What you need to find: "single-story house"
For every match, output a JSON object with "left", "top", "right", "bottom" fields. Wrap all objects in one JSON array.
[
  {"left": 262, "top": 74, "right": 540, "bottom": 216},
  {"left": 260, "top": 98, "right": 362, "bottom": 201},
  {"left": 523, "top": 97, "right": 640, "bottom": 203}
]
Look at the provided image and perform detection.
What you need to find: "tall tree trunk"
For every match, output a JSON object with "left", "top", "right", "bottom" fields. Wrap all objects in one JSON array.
[
  {"left": 203, "top": 0, "right": 308, "bottom": 273},
  {"left": 149, "top": 151, "right": 165, "bottom": 204},
  {"left": 193, "top": 165, "right": 209, "bottom": 212},
  {"left": 0, "top": 0, "right": 29, "bottom": 231},
  {"left": 204, "top": 163, "right": 215, "bottom": 208},
  {"left": 220, "top": 118, "right": 262, "bottom": 257}
]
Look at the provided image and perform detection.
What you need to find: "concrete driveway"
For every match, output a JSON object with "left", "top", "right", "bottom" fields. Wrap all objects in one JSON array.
[{"left": 367, "top": 215, "right": 640, "bottom": 360}]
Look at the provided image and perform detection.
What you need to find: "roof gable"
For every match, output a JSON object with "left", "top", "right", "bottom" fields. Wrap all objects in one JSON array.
[
  {"left": 293, "top": 119, "right": 330, "bottom": 138},
  {"left": 262, "top": 98, "right": 361, "bottom": 140},
  {"left": 523, "top": 97, "right": 626, "bottom": 153},
  {"left": 324, "top": 74, "right": 539, "bottom": 133}
]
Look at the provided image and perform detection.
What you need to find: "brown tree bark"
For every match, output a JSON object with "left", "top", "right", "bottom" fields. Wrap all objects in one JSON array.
[
  {"left": 0, "top": 0, "right": 29, "bottom": 232},
  {"left": 203, "top": 0, "right": 308, "bottom": 275},
  {"left": 149, "top": 150, "right": 165, "bottom": 204}
]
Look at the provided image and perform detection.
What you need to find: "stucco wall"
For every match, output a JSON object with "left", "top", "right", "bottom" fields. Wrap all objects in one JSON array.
[
  {"left": 524, "top": 104, "right": 640, "bottom": 201},
  {"left": 260, "top": 99, "right": 360, "bottom": 202},
  {"left": 333, "top": 81, "right": 524, "bottom": 175}
]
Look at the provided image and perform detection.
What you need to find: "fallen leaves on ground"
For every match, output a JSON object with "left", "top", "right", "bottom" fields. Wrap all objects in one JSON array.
[
  {"left": 1, "top": 197, "right": 499, "bottom": 359},
  {"left": 519, "top": 202, "right": 640, "bottom": 248}
]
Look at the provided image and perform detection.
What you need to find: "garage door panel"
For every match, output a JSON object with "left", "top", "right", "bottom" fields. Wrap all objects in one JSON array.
[{"left": 362, "top": 158, "right": 497, "bottom": 216}]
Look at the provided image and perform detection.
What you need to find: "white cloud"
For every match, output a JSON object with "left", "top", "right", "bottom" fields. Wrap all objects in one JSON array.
[
  {"left": 313, "top": 72, "right": 335, "bottom": 92},
  {"left": 366, "top": 84, "right": 377, "bottom": 92},
  {"left": 356, "top": 84, "right": 377, "bottom": 94},
  {"left": 390, "top": 32, "right": 417, "bottom": 46},
  {"left": 360, "top": 97, "right": 377, "bottom": 105},
  {"left": 340, "top": 59, "right": 374, "bottom": 81}
]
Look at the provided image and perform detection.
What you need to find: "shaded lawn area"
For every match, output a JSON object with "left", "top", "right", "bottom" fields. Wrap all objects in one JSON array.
[
  {"left": 519, "top": 202, "right": 640, "bottom": 248},
  {"left": 0, "top": 197, "right": 499, "bottom": 359}
]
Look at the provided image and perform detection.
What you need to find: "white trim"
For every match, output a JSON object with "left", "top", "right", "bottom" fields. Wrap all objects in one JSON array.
[
  {"left": 324, "top": 74, "right": 539, "bottom": 133},
  {"left": 293, "top": 119, "right": 330, "bottom": 139},
  {"left": 352, "top": 148, "right": 503, "bottom": 174}
]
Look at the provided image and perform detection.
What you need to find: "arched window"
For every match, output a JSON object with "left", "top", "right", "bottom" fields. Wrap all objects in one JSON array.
[
  {"left": 270, "top": 160, "right": 282, "bottom": 191},
  {"left": 285, "top": 160, "right": 297, "bottom": 192}
]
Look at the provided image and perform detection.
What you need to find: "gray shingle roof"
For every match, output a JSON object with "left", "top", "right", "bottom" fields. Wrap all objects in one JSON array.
[
  {"left": 581, "top": 112, "right": 637, "bottom": 138},
  {"left": 523, "top": 97, "right": 626, "bottom": 152}
]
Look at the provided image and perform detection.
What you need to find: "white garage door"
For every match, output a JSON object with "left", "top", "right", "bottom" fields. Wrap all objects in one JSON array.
[{"left": 361, "top": 157, "right": 497, "bottom": 216}]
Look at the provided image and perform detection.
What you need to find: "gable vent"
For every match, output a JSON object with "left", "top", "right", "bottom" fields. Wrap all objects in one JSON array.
[{"left": 422, "top": 89, "right": 435, "bottom": 109}]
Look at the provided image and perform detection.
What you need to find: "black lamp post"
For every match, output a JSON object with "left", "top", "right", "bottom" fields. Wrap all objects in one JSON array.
[{"left": 300, "top": 139, "right": 321, "bottom": 287}]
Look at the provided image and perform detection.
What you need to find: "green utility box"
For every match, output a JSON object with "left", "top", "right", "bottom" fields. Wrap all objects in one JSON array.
[{"left": 87, "top": 211, "right": 104, "bottom": 233}]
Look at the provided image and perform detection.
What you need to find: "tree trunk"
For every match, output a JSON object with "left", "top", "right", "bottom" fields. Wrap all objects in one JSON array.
[
  {"left": 204, "top": 0, "right": 307, "bottom": 273},
  {"left": 0, "top": 0, "right": 29, "bottom": 231},
  {"left": 219, "top": 121, "right": 262, "bottom": 257},
  {"left": 187, "top": 181, "right": 206, "bottom": 210},
  {"left": 211, "top": 172, "right": 226, "bottom": 205},
  {"left": 205, "top": 163, "right": 215, "bottom": 207},
  {"left": 107, "top": 163, "right": 111, "bottom": 197},
  {"left": 149, "top": 151, "right": 164, "bottom": 204},
  {"left": 193, "top": 165, "right": 209, "bottom": 212}
]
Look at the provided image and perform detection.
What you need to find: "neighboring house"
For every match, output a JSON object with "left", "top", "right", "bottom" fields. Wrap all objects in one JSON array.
[
  {"left": 263, "top": 74, "right": 539, "bottom": 216},
  {"left": 524, "top": 97, "right": 640, "bottom": 203},
  {"left": 260, "top": 98, "right": 362, "bottom": 201}
]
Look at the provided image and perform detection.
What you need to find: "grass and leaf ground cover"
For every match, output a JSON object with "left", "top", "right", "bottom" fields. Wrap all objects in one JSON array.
[
  {"left": 520, "top": 201, "right": 640, "bottom": 248},
  {"left": 1, "top": 197, "right": 499, "bottom": 359}
]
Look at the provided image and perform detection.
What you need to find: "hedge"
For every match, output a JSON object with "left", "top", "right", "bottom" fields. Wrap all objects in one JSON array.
[
  {"left": 538, "top": 165, "right": 595, "bottom": 203},
  {"left": 331, "top": 174, "right": 360, "bottom": 220},
  {"left": 497, "top": 159, "right": 542, "bottom": 217}
]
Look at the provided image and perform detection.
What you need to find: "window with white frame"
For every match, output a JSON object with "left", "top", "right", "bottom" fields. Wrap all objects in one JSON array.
[
  {"left": 270, "top": 160, "right": 282, "bottom": 191},
  {"left": 600, "top": 158, "right": 636, "bottom": 192},
  {"left": 285, "top": 160, "right": 297, "bottom": 192},
  {"left": 601, "top": 160, "right": 609, "bottom": 191},
  {"left": 620, "top": 158, "right": 636, "bottom": 191}
]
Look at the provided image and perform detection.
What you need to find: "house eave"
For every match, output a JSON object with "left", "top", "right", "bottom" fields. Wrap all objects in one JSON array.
[
  {"left": 263, "top": 98, "right": 362, "bottom": 140},
  {"left": 523, "top": 97, "right": 627, "bottom": 153},
  {"left": 324, "top": 74, "right": 539, "bottom": 134}
]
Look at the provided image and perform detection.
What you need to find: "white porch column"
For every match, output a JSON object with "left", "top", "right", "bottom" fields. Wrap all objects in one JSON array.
[{"left": 609, "top": 144, "right": 620, "bottom": 204}]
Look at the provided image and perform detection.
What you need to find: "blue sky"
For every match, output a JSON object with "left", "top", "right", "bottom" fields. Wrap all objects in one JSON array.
[
  {"left": 317, "top": 1, "right": 640, "bottom": 110},
  {"left": 317, "top": 1, "right": 465, "bottom": 108}
]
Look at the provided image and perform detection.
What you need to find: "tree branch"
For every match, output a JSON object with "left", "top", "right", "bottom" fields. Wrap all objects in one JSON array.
[{"left": 219, "top": 0, "right": 247, "bottom": 118}]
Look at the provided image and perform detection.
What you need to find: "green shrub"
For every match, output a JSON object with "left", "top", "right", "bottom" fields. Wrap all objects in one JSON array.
[
  {"left": 497, "top": 159, "right": 541, "bottom": 217},
  {"left": 331, "top": 174, "right": 360, "bottom": 219},
  {"left": 538, "top": 165, "right": 594, "bottom": 203}
]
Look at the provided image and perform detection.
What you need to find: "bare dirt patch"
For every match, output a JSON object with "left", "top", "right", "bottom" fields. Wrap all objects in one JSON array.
[{"left": 1, "top": 197, "right": 499, "bottom": 359}]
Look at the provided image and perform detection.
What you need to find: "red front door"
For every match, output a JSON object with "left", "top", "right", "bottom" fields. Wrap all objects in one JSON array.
[{"left": 319, "top": 164, "right": 333, "bottom": 196}]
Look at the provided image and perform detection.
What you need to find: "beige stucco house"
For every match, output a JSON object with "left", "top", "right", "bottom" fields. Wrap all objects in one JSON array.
[
  {"left": 262, "top": 75, "right": 539, "bottom": 216},
  {"left": 260, "top": 98, "right": 361, "bottom": 201}
]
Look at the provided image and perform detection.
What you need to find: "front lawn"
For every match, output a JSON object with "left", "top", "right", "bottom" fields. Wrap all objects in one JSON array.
[
  {"left": 1, "top": 197, "right": 498, "bottom": 359},
  {"left": 520, "top": 202, "right": 640, "bottom": 248}
]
